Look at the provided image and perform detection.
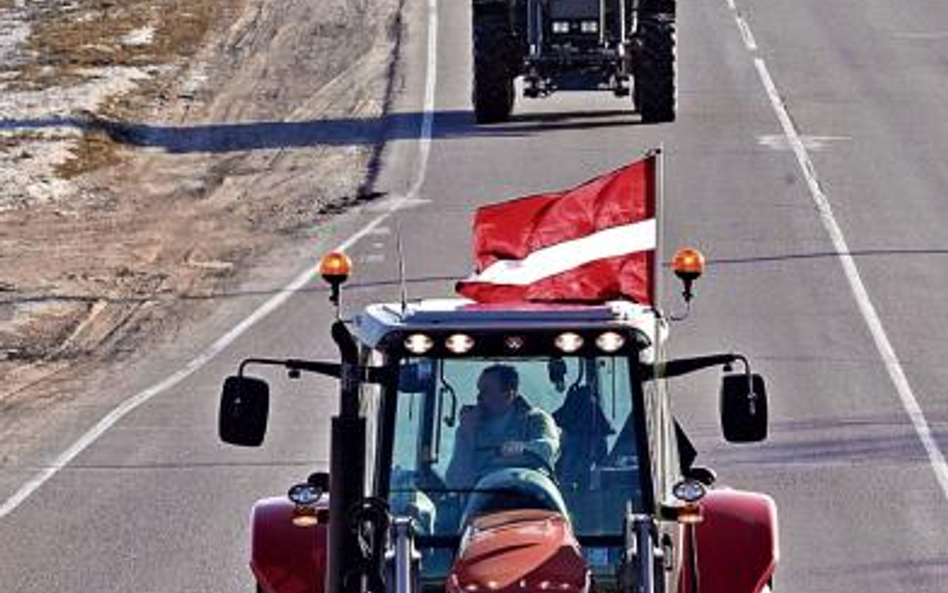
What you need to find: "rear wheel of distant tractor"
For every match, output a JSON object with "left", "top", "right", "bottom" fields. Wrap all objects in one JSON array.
[
  {"left": 634, "top": 16, "right": 677, "bottom": 123},
  {"left": 472, "top": 15, "right": 515, "bottom": 123}
]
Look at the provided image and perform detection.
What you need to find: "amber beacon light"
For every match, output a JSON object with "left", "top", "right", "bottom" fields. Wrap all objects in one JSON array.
[
  {"left": 672, "top": 247, "right": 705, "bottom": 303},
  {"left": 319, "top": 251, "right": 352, "bottom": 306}
]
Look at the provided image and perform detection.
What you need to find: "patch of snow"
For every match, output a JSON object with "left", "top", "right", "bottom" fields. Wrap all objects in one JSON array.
[
  {"left": 0, "top": 63, "right": 154, "bottom": 210},
  {"left": 0, "top": 3, "right": 29, "bottom": 77},
  {"left": 0, "top": 66, "right": 152, "bottom": 119},
  {"left": 178, "top": 62, "right": 209, "bottom": 99},
  {"left": 0, "top": 132, "right": 81, "bottom": 209},
  {"left": 120, "top": 26, "right": 155, "bottom": 47}
]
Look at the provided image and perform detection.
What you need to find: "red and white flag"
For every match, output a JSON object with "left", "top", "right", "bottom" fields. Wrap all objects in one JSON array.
[{"left": 456, "top": 154, "right": 658, "bottom": 304}]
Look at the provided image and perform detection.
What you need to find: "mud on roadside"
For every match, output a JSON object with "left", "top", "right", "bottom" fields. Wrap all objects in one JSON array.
[{"left": 0, "top": 0, "right": 403, "bottom": 404}]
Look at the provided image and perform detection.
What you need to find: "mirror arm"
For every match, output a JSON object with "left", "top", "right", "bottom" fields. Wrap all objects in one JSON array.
[
  {"left": 237, "top": 357, "right": 392, "bottom": 383},
  {"left": 644, "top": 353, "right": 751, "bottom": 380},
  {"left": 332, "top": 320, "right": 359, "bottom": 365},
  {"left": 288, "top": 359, "right": 344, "bottom": 378},
  {"left": 238, "top": 357, "right": 342, "bottom": 379}
]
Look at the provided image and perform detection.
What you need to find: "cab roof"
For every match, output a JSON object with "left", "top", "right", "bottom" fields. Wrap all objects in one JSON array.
[{"left": 354, "top": 298, "right": 667, "bottom": 351}]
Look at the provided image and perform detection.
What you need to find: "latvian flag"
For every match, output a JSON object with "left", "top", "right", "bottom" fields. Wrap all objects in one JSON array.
[{"left": 456, "top": 155, "right": 658, "bottom": 304}]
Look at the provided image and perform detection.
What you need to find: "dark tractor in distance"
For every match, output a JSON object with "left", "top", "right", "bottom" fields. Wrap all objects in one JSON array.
[{"left": 471, "top": 0, "right": 677, "bottom": 123}]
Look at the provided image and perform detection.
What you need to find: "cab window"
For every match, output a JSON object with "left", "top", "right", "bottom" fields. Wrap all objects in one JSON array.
[{"left": 389, "top": 355, "right": 646, "bottom": 539}]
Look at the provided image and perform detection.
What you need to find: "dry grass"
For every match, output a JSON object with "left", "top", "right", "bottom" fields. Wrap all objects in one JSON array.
[
  {"left": 10, "top": 0, "right": 241, "bottom": 177},
  {"left": 1, "top": 0, "right": 398, "bottom": 366},
  {"left": 56, "top": 128, "right": 123, "bottom": 179},
  {"left": 22, "top": 0, "right": 216, "bottom": 76},
  {"left": 0, "top": 131, "right": 53, "bottom": 149}
]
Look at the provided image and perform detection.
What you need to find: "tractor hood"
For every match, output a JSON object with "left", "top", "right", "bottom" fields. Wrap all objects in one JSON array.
[{"left": 447, "top": 510, "right": 589, "bottom": 593}]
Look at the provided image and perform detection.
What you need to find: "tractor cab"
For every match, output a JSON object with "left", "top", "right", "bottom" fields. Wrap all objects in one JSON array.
[
  {"left": 362, "top": 299, "right": 662, "bottom": 586},
  {"left": 218, "top": 253, "right": 778, "bottom": 593}
]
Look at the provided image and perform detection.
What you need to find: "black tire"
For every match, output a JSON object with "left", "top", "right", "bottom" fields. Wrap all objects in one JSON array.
[
  {"left": 472, "top": 14, "right": 515, "bottom": 124},
  {"left": 638, "top": 0, "right": 676, "bottom": 16},
  {"left": 633, "top": 15, "right": 677, "bottom": 124}
]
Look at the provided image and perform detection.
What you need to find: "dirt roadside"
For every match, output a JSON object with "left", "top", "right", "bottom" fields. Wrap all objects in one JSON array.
[{"left": 0, "top": 0, "right": 403, "bottom": 428}]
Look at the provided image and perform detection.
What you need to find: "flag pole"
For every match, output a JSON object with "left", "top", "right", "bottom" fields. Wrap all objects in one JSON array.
[
  {"left": 652, "top": 145, "right": 666, "bottom": 369},
  {"left": 654, "top": 145, "right": 664, "bottom": 312}
]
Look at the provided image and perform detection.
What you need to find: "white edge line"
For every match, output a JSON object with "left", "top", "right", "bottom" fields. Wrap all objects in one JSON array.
[
  {"left": 735, "top": 14, "right": 758, "bottom": 52},
  {"left": 752, "top": 55, "right": 948, "bottom": 499},
  {"left": 0, "top": 0, "right": 440, "bottom": 519}
]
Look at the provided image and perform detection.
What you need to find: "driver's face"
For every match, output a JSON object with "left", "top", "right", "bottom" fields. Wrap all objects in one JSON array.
[{"left": 477, "top": 372, "right": 512, "bottom": 418}]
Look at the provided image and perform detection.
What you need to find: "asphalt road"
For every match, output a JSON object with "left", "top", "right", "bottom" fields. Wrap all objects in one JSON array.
[{"left": 4, "top": 0, "right": 948, "bottom": 591}]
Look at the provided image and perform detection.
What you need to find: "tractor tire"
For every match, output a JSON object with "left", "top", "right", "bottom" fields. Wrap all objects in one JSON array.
[
  {"left": 638, "top": 0, "right": 676, "bottom": 17},
  {"left": 472, "top": 15, "right": 515, "bottom": 124},
  {"left": 634, "top": 16, "right": 677, "bottom": 124}
]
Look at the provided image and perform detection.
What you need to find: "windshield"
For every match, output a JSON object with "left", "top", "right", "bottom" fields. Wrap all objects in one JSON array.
[{"left": 389, "top": 355, "right": 645, "bottom": 540}]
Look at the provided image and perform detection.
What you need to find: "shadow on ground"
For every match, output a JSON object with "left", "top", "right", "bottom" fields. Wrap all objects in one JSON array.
[{"left": 0, "top": 108, "right": 640, "bottom": 153}]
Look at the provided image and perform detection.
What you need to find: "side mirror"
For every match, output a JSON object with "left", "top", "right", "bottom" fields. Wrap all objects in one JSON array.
[
  {"left": 684, "top": 465, "right": 717, "bottom": 487},
  {"left": 307, "top": 471, "right": 330, "bottom": 491},
  {"left": 219, "top": 375, "right": 270, "bottom": 446},
  {"left": 720, "top": 373, "right": 768, "bottom": 443}
]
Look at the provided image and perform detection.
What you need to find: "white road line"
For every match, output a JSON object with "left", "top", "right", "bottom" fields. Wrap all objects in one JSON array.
[
  {"left": 892, "top": 31, "right": 948, "bottom": 41},
  {"left": 0, "top": 0, "right": 440, "bottom": 520},
  {"left": 734, "top": 14, "right": 758, "bottom": 52},
  {"left": 743, "top": 22, "right": 948, "bottom": 498}
]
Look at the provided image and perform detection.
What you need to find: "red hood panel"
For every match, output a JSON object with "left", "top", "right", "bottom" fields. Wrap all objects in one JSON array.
[{"left": 448, "top": 510, "right": 589, "bottom": 593}]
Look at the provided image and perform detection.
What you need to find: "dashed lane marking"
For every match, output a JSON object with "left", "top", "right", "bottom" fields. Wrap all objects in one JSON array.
[{"left": 727, "top": 0, "right": 948, "bottom": 502}]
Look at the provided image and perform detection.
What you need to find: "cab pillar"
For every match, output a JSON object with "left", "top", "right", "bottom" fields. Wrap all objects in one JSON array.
[{"left": 328, "top": 319, "right": 366, "bottom": 593}]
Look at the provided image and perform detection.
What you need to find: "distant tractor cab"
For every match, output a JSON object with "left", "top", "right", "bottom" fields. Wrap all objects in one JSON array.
[
  {"left": 471, "top": 0, "right": 678, "bottom": 123},
  {"left": 219, "top": 250, "right": 779, "bottom": 593}
]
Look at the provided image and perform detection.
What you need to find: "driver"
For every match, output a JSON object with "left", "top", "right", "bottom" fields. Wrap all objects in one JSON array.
[{"left": 445, "top": 364, "right": 560, "bottom": 489}]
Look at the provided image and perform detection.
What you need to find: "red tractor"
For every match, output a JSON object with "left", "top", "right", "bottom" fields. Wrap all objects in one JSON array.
[{"left": 219, "top": 251, "right": 778, "bottom": 593}]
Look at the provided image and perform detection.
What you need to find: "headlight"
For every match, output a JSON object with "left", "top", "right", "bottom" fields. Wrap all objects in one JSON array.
[
  {"left": 404, "top": 333, "right": 434, "bottom": 354},
  {"left": 555, "top": 332, "right": 584, "bottom": 353},
  {"left": 445, "top": 333, "right": 475, "bottom": 354},
  {"left": 552, "top": 21, "right": 570, "bottom": 34},
  {"left": 581, "top": 20, "right": 598, "bottom": 34},
  {"left": 596, "top": 331, "right": 626, "bottom": 352},
  {"left": 672, "top": 479, "right": 707, "bottom": 504},
  {"left": 288, "top": 483, "right": 323, "bottom": 505}
]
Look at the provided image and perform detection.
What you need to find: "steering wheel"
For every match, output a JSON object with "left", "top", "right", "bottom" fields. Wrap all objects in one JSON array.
[{"left": 474, "top": 444, "right": 558, "bottom": 480}]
